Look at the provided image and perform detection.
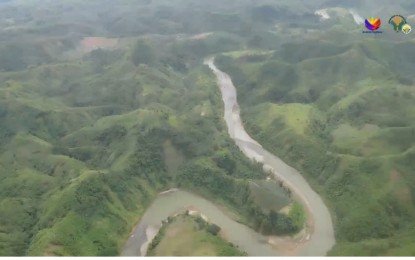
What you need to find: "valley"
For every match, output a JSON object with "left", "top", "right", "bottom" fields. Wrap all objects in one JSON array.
[{"left": 0, "top": 0, "right": 414, "bottom": 257}]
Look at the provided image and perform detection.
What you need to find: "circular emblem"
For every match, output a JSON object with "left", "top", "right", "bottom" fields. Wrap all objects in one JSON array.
[
  {"left": 389, "top": 15, "right": 407, "bottom": 32},
  {"left": 365, "top": 17, "right": 381, "bottom": 31},
  {"left": 402, "top": 24, "right": 412, "bottom": 34}
]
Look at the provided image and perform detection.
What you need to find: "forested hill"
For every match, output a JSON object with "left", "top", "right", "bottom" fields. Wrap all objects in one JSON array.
[
  {"left": 215, "top": 35, "right": 415, "bottom": 256},
  {"left": 1, "top": 0, "right": 415, "bottom": 256},
  {"left": 0, "top": 0, "right": 307, "bottom": 256}
]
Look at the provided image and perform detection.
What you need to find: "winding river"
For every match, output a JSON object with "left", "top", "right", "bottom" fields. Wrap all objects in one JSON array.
[
  {"left": 205, "top": 58, "right": 335, "bottom": 256},
  {"left": 121, "top": 58, "right": 335, "bottom": 256},
  {"left": 121, "top": 189, "right": 280, "bottom": 256}
]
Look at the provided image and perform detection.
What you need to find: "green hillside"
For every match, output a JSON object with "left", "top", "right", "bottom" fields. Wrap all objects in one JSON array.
[
  {"left": 1, "top": 0, "right": 415, "bottom": 256},
  {"left": 0, "top": 1, "right": 304, "bottom": 255},
  {"left": 0, "top": 44, "right": 303, "bottom": 255},
  {"left": 216, "top": 36, "right": 415, "bottom": 255}
]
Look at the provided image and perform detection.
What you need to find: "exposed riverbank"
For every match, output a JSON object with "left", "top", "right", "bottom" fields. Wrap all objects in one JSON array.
[
  {"left": 205, "top": 57, "right": 335, "bottom": 256},
  {"left": 121, "top": 58, "right": 335, "bottom": 256}
]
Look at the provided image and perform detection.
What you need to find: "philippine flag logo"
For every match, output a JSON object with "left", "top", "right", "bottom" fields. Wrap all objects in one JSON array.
[{"left": 365, "top": 17, "right": 381, "bottom": 31}]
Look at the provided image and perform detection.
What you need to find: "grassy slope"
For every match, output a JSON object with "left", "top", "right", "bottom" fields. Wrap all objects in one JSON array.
[
  {"left": 147, "top": 214, "right": 246, "bottom": 256},
  {"left": 216, "top": 37, "right": 415, "bottom": 255}
]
